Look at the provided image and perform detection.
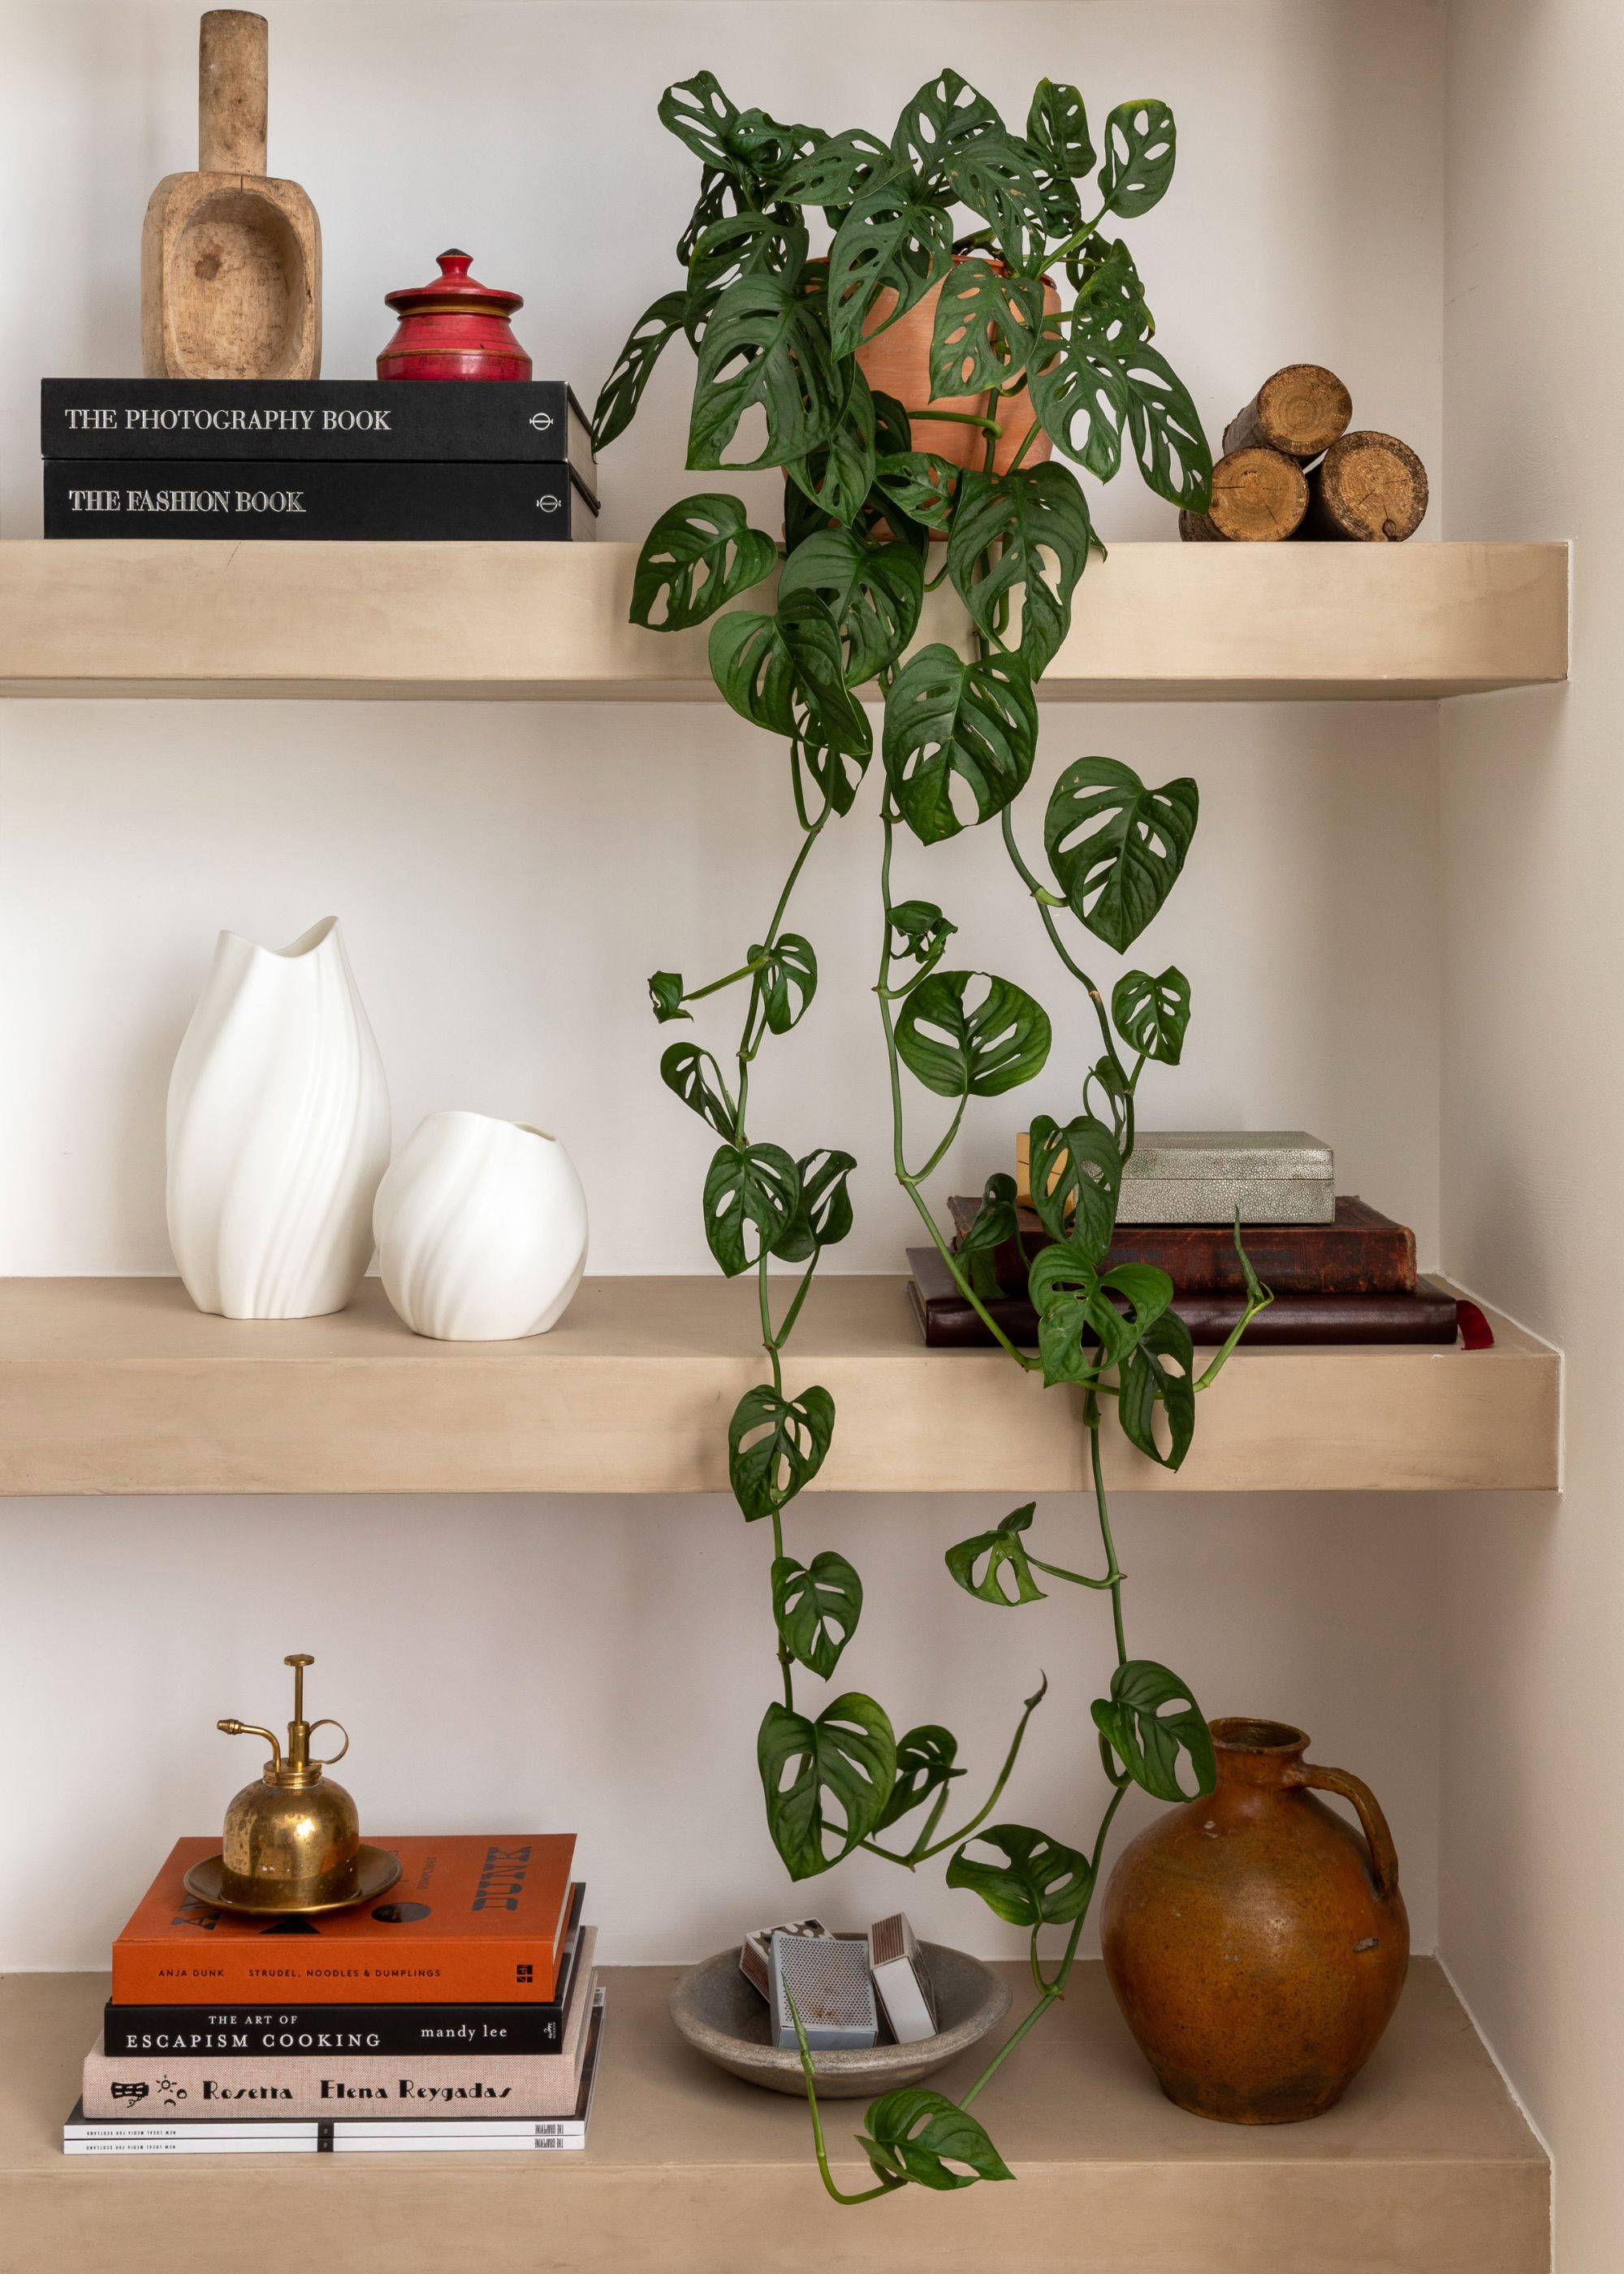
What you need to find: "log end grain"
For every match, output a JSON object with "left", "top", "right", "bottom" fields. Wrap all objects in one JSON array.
[
  {"left": 1178, "top": 508, "right": 1229, "bottom": 543},
  {"left": 1223, "top": 365, "right": 1354, "bottom": 460},
  {"left": 1207, "top": 445, "right": 1309, "bottom": 542},
  {"left": 1304, "top": 431, "right": 1429, "bottom": 542}
]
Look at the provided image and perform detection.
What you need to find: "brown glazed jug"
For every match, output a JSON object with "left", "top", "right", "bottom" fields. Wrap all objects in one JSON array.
[{"left": 1100, "top": 1718, "right": 1408, "bottom": 2123}]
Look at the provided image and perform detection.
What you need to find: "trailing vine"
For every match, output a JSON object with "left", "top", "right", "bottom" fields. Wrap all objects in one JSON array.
[{"left": 595, "top": 63, "right": 1272, "bottom": 2200}]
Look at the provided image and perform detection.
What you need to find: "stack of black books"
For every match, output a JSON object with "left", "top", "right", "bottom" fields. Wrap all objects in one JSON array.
[{"left": 41, "top": 378, "right": 598, "bottom": 540}]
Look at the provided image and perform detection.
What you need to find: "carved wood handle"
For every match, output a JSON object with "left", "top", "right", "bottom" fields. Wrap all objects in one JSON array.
[
  {"left": 199, "top": 10, "right": 268, "bottom": 175},
  {"left": 1289, "top": 1759, "right": 1400, "bottom": 1900}
]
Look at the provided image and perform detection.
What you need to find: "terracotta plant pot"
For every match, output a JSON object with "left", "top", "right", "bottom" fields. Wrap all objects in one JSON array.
[
  {"left": 855, "top": 256, "right": 1059, "bottom": 481},
  {"left": 1100, "top": 1718, "right": 1409, "bottom": 2124}
]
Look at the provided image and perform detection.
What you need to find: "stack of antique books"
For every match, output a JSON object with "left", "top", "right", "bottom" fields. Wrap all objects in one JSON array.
[
  {"left": 67, "top": 1835, "right": 602, "bottom": 2156},
  {"left": 39, "top": 378, "right": 599, "bottom": 540},
  {"left": 914, "top": 1130, "right": 1480, "bottom": 1348}
]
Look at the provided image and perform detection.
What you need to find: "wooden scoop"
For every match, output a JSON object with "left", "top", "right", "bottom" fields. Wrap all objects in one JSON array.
[{"left": 140, "top": 11, "right": 322, "bottom": 378}]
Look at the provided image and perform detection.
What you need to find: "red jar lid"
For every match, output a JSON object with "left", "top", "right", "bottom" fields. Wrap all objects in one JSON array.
[{"left": 383, "top": 249, "right": 524, "bottom": 319}]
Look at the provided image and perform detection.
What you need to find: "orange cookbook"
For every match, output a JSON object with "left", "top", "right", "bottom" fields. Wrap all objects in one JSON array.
[{"left": 112, "top": 1837, "right": 576, "bottom": 2005}]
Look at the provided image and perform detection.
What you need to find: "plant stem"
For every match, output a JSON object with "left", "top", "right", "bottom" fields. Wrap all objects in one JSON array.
[
  {"left": 1193, "top": 1281, "right": 1275, "bottom": 1390},
  {"left": 1000, "top": 807, "right": 1123, "bottom": 1075},
  {"left": 1086, "top": 1398, "right": 1128, "bottom": 1667},
  {"left": 685, "top": 953, "right": 771, "bottom": 1004},
  {"left": 910, "top": 408, "right": 1004, "bottom": 438},
  {"left": 864, "top": 1674, "right": 1048, "bottom": 1866},
  {"left": 788, "top": 1996, "right": 900, "bottom": 2206}
]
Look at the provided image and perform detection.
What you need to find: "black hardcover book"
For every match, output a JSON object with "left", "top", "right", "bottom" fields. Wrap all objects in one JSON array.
[
  {"left": 44, "top": 460, "right": 598, "bottom": 542},
  {"left": 105, "top": 1893, "right": 587, "bottom": 2059},
  {"left": 42, "top": 379, "right": 598, "bottom": 491}
]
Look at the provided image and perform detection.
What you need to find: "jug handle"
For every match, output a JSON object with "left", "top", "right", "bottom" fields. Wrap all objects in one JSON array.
[{"left": 1289, "top": 1760, "right": 1399, "bottom": 1900}]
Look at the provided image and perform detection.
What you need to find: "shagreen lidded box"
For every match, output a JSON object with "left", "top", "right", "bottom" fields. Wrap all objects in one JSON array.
[{"left": 1116, "top": 1131, "right": 1335, "bottom": 1225}]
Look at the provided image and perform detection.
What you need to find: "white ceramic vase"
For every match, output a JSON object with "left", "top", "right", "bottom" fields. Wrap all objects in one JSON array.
[
  {"left": 166, "top": 917, "right": 391, "bottom": 1319},
  {"left": 374, "top": 1111, "right": 589, "bottom": 1341}
]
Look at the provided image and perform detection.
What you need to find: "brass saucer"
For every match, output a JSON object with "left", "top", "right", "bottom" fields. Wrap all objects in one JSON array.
[{"left": 184, "top": 1843, "right": 402, "bottom": 1917}]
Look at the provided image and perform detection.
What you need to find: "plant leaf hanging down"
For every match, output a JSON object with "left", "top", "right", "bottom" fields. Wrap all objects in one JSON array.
[
  {"left": 775, "top": 126, "right": 897, "bottom": 217},
  {"left": 883, "top": 646, "right": 1038, "bottom": 843},
  {"left": 1044, "top": 756, "right": 1199, "bottom": 953},
  {"left": 946, "top": 1822, "right": 1095, "bottom": 1924},
  {"left": 729, "top": 1382, "right": 836, "bottom": 1520},
  {"left": 1026, "top": 77, "right": 1095, "bottom": 177},
  {"left": 895, "top": 971, "right": 1052, "bottom": 1098},
  {"left": 771, "top": 1147, "right": 857, "bottom": 1262},
  {"left": 702, "top": 1142, "right": 801, "bottom": 1275},
  {"left": 858, "top": 2089, "right": 1013, "bottom": 2193},
  {"left": 1092, "top": 1658, "right": 1216, "bottom": 1800},
  {"left": 952, "top": 1169, "right": 1018, "bottom": 1299},
  {"left": 1026, "top": 1111, "right": 1121, "bottom": 1256},
  {"left": 659, "top": 1041, "right": 735, "bottom": 1137},
  {"left": 872, "top": 449, "right": 961, "bottom": 536},
  {"left": 946, "top": 1502, "right": 1046, "bottom": 1606},
  {"left": 876, "top": 1723, "right": 965, "bottom": 1829},
  {"left": 684, "top": 212, "right": 811, "bottom": 344},
  {"left": 689, "top": 270, "right": 849, "bottom": 471},
  {"left": 1116, "top": 1310, "right": 1196, "bottom": 1468},
  {"left": 591, "top": 292, "right": 688, "bottom": 453},
  {"left": 1112, "top": 966, "right": 1191, "bottom": 1064},
  {"left": 758, "top": 1692, "right": 897, "bottom": 1878},
  {"left": 779, "top": 526, "right": 923, "bottom": 685},
  {"left": 827, "top": 177, "right": 955, "bottom": 359},
  {"left": 751, "top": 932, "right": 818, "bottom": 1035},
  {"left": 631, "top": 494, "right": 777, "bottom": 631},
  {"left": 928, "top": 259, "right": 1049, "bottom": 399},
  {"left": 785, "top": 365, "right": 878, "bottom": 528},
  {"left": 945, "top": 465, "right": 1095, "bottom": 675},
  {"left": 946, "top": 136, "right": 1055, "bottom": 268},
  {"left": 772, "top": 1550, "right": 863, "bottom": 1678},
  {"left": 710, "top": 591, "right": 874, "bottom": 763}
]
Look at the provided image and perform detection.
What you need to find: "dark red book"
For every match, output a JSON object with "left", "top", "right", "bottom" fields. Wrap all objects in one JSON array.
[
  {"left": 908, "top": 1246, "right": 1465, "bottom": 1348},
  {"left": 948, "top": 1194, "right": 1416, "bottom": 1297}
]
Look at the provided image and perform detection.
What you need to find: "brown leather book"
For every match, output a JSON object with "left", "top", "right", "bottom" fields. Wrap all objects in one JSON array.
[
  {"left": 908, "top": 1246, "right": 1465, "bottom": 1348},
  {"left": 948, "top": 1193, "right": 1416, "bottom": 1296}
]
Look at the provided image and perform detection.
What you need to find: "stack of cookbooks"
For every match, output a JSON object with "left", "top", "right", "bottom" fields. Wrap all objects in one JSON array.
[
  {"left": 39, "top": 378, "right": 598, "bottom": 540},
  {"left": 916, "top": 1193, "right": 1487, "bottom": 1348},
  {"left": 67, "top": 1835, "right": 603, "bottom": 2156}
]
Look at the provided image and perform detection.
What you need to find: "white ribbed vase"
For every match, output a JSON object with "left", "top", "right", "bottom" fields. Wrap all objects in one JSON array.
[
  {"left": 166, "top": 917, "right": 391, "bottom": 1319},
  {"left": 374, "top": 1112, "right": 588, "bottom": 1341}
]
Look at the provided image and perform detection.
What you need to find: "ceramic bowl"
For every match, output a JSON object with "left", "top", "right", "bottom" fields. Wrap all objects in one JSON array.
[{"left": 668, "top": 1943, "right": 1011, "bottom": 2097}]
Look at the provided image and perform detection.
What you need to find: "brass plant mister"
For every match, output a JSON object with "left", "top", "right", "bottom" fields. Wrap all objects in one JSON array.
[{"left": 184, "top": 1653, "right": 400, "bottom": 1915}]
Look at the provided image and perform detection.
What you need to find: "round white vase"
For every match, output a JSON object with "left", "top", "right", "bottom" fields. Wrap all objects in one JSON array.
[
  {"left": 166, "top": 916, "right": 391, "bottom": 1319},
  {"left": 374, "top": 1112, "right": 589, "bottom": 1341}
]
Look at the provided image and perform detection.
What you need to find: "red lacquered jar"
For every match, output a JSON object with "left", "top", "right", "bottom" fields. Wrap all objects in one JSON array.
[{"left": 376, "top": 249, "right": 532, "bottom": 381}]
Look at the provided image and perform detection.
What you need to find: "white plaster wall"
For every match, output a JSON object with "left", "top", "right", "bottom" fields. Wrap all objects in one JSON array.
[
  {"left": 0, "top": 0, "right": 1448, "bottom": 1969},
  {"left": 1439, "top": 2, "right": 1624, "bottom": 2266}
]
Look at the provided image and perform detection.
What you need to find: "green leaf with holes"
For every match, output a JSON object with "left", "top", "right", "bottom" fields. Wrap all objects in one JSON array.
[
  {"left": 1117, "top": 1310, "right": 1196, "bottom": 1469},
  {"left": 758, "top": 1693, "right": 896, "bottom": 1878},
  {"left": 772, "top": 1551, "right": 862, "bottom": 1679},
  {"left": 883, "top": 646, "right": 1038, "bottom": 844},
  {"left": 873, "top": 450, "right": 961, "bottom": 536},
  {"left": 1092, "top": 1659, "right": 1215, "bottom": 1801},
  {"left": 751, "top": 932, "right": 818, "bottom": 1035},
  {"left": 631, "top": 495, "right": 776, "bottom": 632},
  {"left": 771, "top": 1148, "right": 857, "bottom": 1263},
  {"left": 1027, "top": 78, "right": 1095, "bottom": 176},
  {"left": 888, "top": 897, "right": 958, "bottom": 981},
  {"left": 1045, "top": 757, "right": 1199, "bottom": 953},
  {"left": 1026, "top": 1113, "right": 1121, "bottom": 1257},
  {"left": 827, "top": 177, "right": 955, "bottom": 358},
  {"left": 689, "top": 270, "right": 848, "bottom": 472},
  {"left": 875, "top": 1724, "right": 965, "bottom": 1829},
  {"left": 785, "top": 364, "right": 877, "bottom": 530},
  {"left": 728, "top": 1383, "right": 836, "bottom": 1521},
  {"left": 592, "top": 292, "right": 688, "bottom": 454},
  {"left": 1112, "top": 966, "right": 1191, "bottom": 1065},
  {"left": 947, "top": 135, "right": 1054, "bottom": 268},
  {"left": 659, "top": 1042, "right": 733, "bottom": 1137},
  {"left": 683, "top": 211, "right": 810, "bottom": 344},
  {"left": 710, "top": 593, "right": 874, "bottom": 761},
  {"left": 778, "top": 526, "right": 923, "bottom": 686},
  {"left": 945, "top": 465, "right": 1094, "bottom": 676},
  {"left": 895, "top": 971, "right": 1052, "bottom": 1099},
  {"left": 858, "top": 2089, "right": 1013, "bottom": 2193},
  {"left": 892, "top": 70, "right": 1006, "bottom": 186},
  {"left": 955, "top": 1170, "right": 1019, "bottom": 1300},
  {"left": 702, "top": 1143, "right": 801, "bottom": 1276},
  {"left": 1028, "top": 309, "right": 1132, "bottom": 482},
  {"left": 946, "top": 1822, "right": 1095, "bottom": 1925},
  {"left": 775, "top": 126, "right": 898, "bottom": 214},
  {"left": 1121, "top": 339, "right": 1212, "bottom": 510},
  {"left": 1030, "top": 1252, "right": 1173, "bottom": 1381},
  {"left": 928, "top": 259, "right": 1048, "bottom": 398},
  {"left": 1097, "top": 97, "right": 1177, "bottom": 217},
  {"left": 946, "top": 1502, "right": 1046, "bottom": 1606}
]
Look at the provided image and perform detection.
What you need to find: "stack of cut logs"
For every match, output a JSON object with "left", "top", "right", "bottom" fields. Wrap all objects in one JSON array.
[{"left": 1179, "top": 365, "right": 1428, "bottom": 543}]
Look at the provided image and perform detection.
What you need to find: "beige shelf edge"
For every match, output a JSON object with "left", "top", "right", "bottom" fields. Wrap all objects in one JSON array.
[
  {"left": 0, "top": 1962, "right": 1547, "bottom": 2274},
  {"left": 0, "top": 1274, "right": 1559, "bottom": 1496},
  {"left": 0, "top": 538, "right": 1568, "bottom": 701}
]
